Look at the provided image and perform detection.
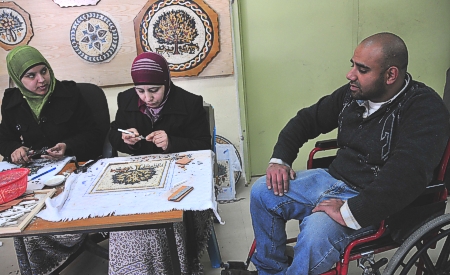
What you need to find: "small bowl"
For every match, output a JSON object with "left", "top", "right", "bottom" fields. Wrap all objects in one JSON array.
[{"left": 44, "top": 175, "right": 65, "bottom": 187}]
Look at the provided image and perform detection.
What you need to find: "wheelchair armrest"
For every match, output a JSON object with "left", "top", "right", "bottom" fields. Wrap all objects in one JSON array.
[
  {"left": 314, "top": 139, "right": 338, "bottom": 149},
  {"left": 423, "top": 180, "right": 446, "bottom": 195},
  {"left": 308, "top": 139, "right": 338, "bottom": 169}
]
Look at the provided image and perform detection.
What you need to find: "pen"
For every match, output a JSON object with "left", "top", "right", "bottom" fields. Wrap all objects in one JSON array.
[
  {"left": 31, "top": 167, "right": 57, "bottom": 180},
  {"left": 118, "top": 129, "right": 145, "bottom": 140}
]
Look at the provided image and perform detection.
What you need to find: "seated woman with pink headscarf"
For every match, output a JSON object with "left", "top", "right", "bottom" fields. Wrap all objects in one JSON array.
[
  {"left": 109, "top": 52, "right": 211, "bottom": 155},
  {"left": 108, "top": 52, "right": 212, "bottom": 274}
]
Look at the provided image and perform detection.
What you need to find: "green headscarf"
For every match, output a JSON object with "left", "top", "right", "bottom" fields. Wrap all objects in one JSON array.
[{"left": 6, "top": 45, "right": 56, "bottom": 121}]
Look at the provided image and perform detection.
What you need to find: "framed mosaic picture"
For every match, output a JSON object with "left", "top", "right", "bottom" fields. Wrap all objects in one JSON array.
[
  {"left": 134, "top": 0, "right": 220, "bottom": 77},
  {"left": 0, "top": 1, "right": 33, "bottom": 51},
  {"left": 89, "top": 160, "right": 171, "bottom": 194}
]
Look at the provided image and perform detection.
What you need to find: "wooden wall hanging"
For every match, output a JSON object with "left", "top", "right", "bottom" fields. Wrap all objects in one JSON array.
[
  {"left": 70, "top": 11, "right": 121, "bottom": 63},
  {"left": 0, "top": 0, "right": 233, "bottom": 90},
  {"left": 0, "top": 1, "right": 33, "bottom": 51},
  {"left": 134, "top": 0, "right": 220, "bottom": 77},
  {"left": 53, "top": 0, "right": 100, "bottom": 8}
]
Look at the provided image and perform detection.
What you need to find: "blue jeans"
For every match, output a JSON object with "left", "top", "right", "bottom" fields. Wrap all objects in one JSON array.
[{"left": 250, "top": 169, "right": 376, "bottom": 275}]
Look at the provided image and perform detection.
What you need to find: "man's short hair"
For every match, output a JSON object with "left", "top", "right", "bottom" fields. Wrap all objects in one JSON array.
[{"left": 362, "top": 32, "right": 408, "bottom": 74}]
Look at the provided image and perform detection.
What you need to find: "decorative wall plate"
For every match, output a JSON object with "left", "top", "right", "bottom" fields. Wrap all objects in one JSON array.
[
  {"left": 0, "top": 1, "right": 33, "bottom": 51},
  {"left": 70, "top": 11, "right": 120, "bottom": 63},
  {"left": 53, "top": 0, "right": 100, "bottom": 8},
  {"left": 134, "top": 0, "right": 220, "bottom": 77}
]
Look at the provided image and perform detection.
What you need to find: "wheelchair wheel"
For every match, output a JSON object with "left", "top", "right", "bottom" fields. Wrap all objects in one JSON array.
[{"left": 383, "top": 213, "right": 450, "bottom": 275}]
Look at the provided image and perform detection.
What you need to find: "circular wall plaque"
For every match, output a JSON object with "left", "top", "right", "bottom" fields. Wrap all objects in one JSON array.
[
  {"left": 70, "top": 12, "right": 120, "bottom": 63},
  {"left": 0, "top": 2, "right": 33, "bottom": 51},
  {"left": 134, "top": 0, "right": 220, "bottom": 77}
]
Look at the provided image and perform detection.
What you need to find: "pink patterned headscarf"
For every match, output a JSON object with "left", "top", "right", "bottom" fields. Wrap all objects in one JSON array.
[{"left": 131, "top": 52, "right": 171, "bottom": 122}]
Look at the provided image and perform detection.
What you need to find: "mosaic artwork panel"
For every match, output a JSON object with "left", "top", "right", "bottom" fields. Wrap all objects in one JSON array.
[
  {"left": 217, "top": 160, "right": 231, "bottom": 187},
  {"left": 90, "top": 160, "right": 170, "bottom": 193},
  {"left": 135, "top": 0, "right": 220, "bottom": 76},
  {"left": 0, "top": 2, "right": 33, "bottom": 51},
  {"left": 53, "top": 0, "right": 100, "bottom": 8},
  {"left": 70, "top": 11, "right": 120, "bottom": 63}
]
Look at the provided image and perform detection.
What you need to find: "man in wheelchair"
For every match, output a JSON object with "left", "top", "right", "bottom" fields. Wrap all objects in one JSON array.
[{"left": 249, "top": 32, "right": 450, "bottom": 275}]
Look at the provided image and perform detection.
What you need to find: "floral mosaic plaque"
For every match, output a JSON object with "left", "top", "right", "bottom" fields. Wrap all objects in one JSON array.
[
  {"left": 134, "top": 0, "right": 220, "bottom": 77},
  {"left": 0, "top": 1, "right": 33, "bottom": 51},
  {"left": 90, "top": 160, "right": 170, "bottom": 194},
  {"left": 53, "top": 0, "right": 100, "bottom": 8},
  {"left": 217, "top": 160, "right": 231, "bottom": 187},
  {"left": 70, "top": 11, "right": 120, "bottom": 63}
]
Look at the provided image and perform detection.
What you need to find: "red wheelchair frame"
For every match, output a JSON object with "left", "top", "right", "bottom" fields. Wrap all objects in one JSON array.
[
  {"left": 222, "top": 138, "right": 450, "bottom": 275},
  {"left": 307, "top": 139, "right": 450, "bottom": 275}
]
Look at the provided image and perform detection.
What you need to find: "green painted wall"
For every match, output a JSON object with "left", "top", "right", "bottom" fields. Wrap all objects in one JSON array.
[{"left": 239, "top": 0, "right": 450, "bottom": 176}]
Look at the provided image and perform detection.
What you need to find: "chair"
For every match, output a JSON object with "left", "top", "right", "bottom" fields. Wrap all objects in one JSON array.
[
  {"left": 299, "top": 138, "right": 450, "bottom": 275},
  {"left": 76, "top": 83, "right": 117, "bottom": 159},
  {"left": 76, "top": 82, "right": 115, "bottom": 254},
  {"left": 222, "top": 138, "right": 450, "bottom": 275},
  {"left": 49, "top": 83, "right": 112, "bottom": 274},
  {"left": 203, "top": 102, "right": 216, "bottom": 152},
  {"left": 294, "top": 88, "right": 450, "bottom": 273},
  {"left": 185, "top": 102, "right": 222, "bottom": 268}
]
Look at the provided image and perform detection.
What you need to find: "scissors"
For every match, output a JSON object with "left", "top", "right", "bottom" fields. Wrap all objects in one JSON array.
[{"left": 27, "top": 146, "right": 49, "bottom": 159}]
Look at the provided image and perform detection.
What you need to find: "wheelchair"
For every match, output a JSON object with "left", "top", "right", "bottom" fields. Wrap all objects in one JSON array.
[{"left": 221, "top": 138, "right": 450, "bottom": 275}]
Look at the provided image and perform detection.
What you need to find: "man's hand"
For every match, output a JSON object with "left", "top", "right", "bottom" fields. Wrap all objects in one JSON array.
[
  {"left": 43, "top": 143, "right": 67, "bottom": 160},
  {"left": 312, "top": 198, "right": 346, "bottom": 226},
  {"left": 266, "top": 163, "right": 296, "bottom": 196},
  {"left": 11, "top": 146, "right": 31, "bottom": 164}
]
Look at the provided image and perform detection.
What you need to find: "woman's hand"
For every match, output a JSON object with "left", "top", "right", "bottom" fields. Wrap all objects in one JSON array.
[
  {"left": 11, "top": 146, "right": 31, "bottom": 164},
  {"left": 43, "top": 143, "right": 66, "bottom": 160},
  {"left": 146, "top": 130, "right": 169, "bottom": 150},
  {"left": 122, "top": 128, "right": 141, "bottom": 145}
]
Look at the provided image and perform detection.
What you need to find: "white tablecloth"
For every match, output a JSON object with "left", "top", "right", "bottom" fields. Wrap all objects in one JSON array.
[
  {"left": 37, "top": 150, "right": 222, "bottom": 223},
  {"left": 0, "top": 157, "right": 73, "bottom": 191}
]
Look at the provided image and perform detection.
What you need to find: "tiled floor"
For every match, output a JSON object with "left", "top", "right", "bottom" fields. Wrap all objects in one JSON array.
[{"left": 0, "top": 177, "right": 447, "bottom": 274}]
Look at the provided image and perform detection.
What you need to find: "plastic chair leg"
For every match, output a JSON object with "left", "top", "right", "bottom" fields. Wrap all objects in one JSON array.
[{"left": 207, "top": 226, "right": 222, "bottom": 268}]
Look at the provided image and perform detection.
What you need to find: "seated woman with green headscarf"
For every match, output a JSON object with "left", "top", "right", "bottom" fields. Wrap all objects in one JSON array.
[
  {"left": 0, "top": 45, "right": 103, "bottom": 274},
  {"left": 0, "top": 45, "right": 102, "bottom": 164}
]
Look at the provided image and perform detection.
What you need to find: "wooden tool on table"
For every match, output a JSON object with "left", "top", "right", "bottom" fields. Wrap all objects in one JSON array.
[{"left": 168, "top": 186, "right": 194, "bottom": 202}]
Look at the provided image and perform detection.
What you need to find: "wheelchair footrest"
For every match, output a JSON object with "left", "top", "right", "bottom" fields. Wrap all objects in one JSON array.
[
  {"left": 221, "top": 261, "right": 248, "bottom": 270},
  {"left": 350, "top": 235, "right": 398, "bottom": 256}
]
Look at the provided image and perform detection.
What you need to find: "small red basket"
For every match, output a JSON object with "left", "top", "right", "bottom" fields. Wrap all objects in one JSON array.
[{"left": 0, "top": 168, "right": 29, "bottom": 205}]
